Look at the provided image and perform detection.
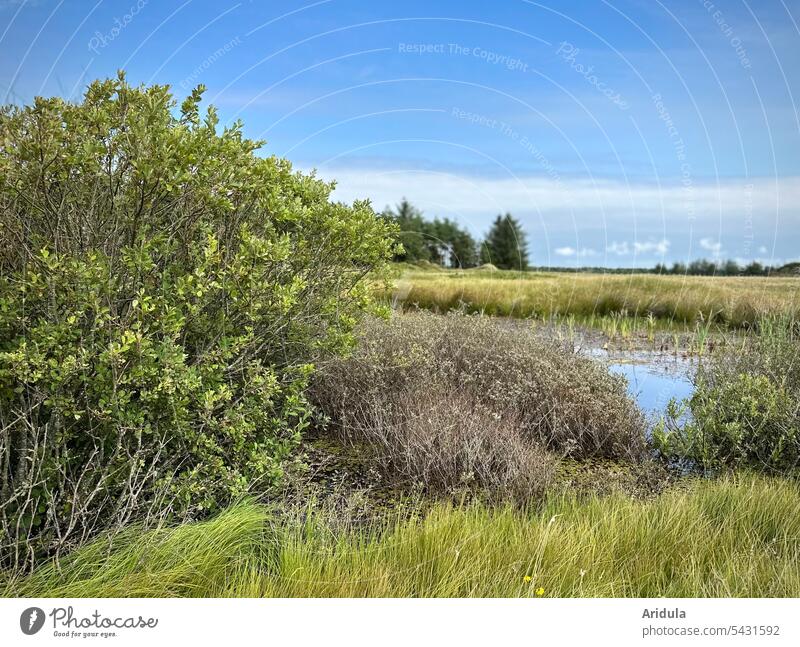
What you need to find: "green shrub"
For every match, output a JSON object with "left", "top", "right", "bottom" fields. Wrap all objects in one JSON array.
[
  {"left": 654, "top": 374, "right": 798, "bottom": 471},
  {"left": 0, "top": 75, "right": 396, "bottom": 569},
  {"left": 654, "top": 316, "right": 800, "bottom": 472}
]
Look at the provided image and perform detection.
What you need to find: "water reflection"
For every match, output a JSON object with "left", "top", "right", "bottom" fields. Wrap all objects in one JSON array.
[{"left": 588, "top": 349, "right": 696, "bottom": 420}]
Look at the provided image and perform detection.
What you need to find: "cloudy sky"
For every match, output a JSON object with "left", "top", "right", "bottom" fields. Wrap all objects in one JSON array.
[{"left": 2, "top": 0, "right": 798, "bottom": 267}]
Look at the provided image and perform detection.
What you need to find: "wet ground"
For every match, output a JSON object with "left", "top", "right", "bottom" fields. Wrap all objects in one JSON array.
[
  {"left": 299, "top": 319, "right": 701, "bottom": 506},
  {"left": 509, "top": 317, "right": 706, "bottom": 420}
]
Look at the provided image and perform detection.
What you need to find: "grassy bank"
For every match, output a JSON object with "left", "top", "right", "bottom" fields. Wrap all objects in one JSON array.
[
  {"left": 5, "top": 476, "right": 799, "bottom": 598},
  {"left": 387, "top": 267, "right": 800, "bottom": 328}
]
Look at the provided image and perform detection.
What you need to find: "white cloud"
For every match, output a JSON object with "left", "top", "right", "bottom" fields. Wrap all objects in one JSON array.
[
  {"left": 607, "top": 241, "right": 630, "bottom": 255},
  {"left": 555, "top": 246, "right": 597, "bottom": 257},
  {"left": 310, "top": 165, "right": 800, "bottom": 263},
  {"left": 634, "top": 239, "right": 670, "bottom": 254},
  {"left": 699, "top": 238, "right": 722, "bottom": 254},
  {"left": 605, "top": 239, "right": 670, "bottom": 256},
  {"left": 316, "top": 167, "right": 800, "bottom": 234}
]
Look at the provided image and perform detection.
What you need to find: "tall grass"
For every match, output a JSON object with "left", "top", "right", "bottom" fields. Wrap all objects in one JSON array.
[
  {"left": 3, "top": 502, "right": 267, "bottom": 598},
  {"left": 5, "top": 476, "right": 799, "bottom": 597},
  {"left": 387, "top": 267, "right": 799, "bottom": 328}
]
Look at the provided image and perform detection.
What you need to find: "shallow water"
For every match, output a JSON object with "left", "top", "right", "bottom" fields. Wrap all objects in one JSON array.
[
  {"left": 609, "top": 362, "right": 694, "bottom": 419},
  {"left": 588, "top": 349, "right": 696, "bottom": 419}
]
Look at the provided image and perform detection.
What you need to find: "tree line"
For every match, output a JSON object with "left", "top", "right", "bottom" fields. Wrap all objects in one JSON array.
[
  {"left": 653, "top": 260, "right": 775, "bottom": 276},
  {"left": 383, "top": 199, "right": 797, "bottom": 276},
  {"left": 383, "top": 199, "right": 528, "bottom": 270}
]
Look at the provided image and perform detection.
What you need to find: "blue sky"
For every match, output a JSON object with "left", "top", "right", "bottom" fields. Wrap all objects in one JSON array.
[{"left": 2, "top": 0, "right": 799, "bottom": 267}]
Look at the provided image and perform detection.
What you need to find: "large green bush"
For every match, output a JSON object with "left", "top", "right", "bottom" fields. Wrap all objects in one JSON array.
[
  {"left": 654, "top": 316, "right": 800, "bottom": 473},
  {"left": 0, "top": 75, "right": 396, "bottom": 569}
]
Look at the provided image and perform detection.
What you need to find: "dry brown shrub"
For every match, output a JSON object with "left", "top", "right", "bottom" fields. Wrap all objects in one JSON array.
[{"left": 313, "top": 313, "right": 647, "bottom": 500}]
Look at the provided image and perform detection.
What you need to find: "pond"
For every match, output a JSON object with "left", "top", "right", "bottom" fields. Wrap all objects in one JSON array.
[{"left": 588, "top": 349, "right": 696, "bottom": 420}]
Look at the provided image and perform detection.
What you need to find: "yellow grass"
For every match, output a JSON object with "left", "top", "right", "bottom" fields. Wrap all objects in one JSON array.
[{"left": 387, "top": 266, "right": 800, "bottom": 327}]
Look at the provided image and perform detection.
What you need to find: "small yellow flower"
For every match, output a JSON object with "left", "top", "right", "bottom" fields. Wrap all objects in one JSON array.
[
  {"left": 535, "top": 587, "right": 545, "bottom": 596},
  {"left": 523, "top": 575, "right": 532, "bottom": 583}
]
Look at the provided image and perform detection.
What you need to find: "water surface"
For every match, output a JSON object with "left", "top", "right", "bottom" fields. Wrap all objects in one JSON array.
[{"left": 589, "top": 349, "right": 696, "bottom": 420}]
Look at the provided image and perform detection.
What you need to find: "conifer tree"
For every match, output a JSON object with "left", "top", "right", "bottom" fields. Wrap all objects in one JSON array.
[{"left": 480, "top": 213, "right": 529, "bottom": 269}]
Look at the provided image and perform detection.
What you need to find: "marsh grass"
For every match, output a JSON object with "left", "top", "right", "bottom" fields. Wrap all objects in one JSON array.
[
  {"left": 2, "top": 501, "right": 267, "bottom": 598},
  {"left": 5, "top": 476, "right": 799, "bottom": 597},
  {"left": 386, "top": 268, "right": 799, "bottom": 328}
]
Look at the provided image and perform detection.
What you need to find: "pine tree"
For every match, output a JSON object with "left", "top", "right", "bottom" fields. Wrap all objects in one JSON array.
[
  {"left": 480, "top": 213, "right": 529, "bottom": 270},
  {"left": 449, "top": 227, "right": 480, "bottom": 268},
  {"left": 384, "top": 201, "right": 479, "bottom": 267},
  {"left": 384, "top": 198, "right": 431, "bottom": 263},
  {"left": 721, "top": 259, "right": 740, "bottom": 276},
  {"left": 431, "top": 218, "right": 479, "bottom": 268}
]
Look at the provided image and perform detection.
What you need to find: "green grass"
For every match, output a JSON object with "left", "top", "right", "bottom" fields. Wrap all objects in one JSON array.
[
  {"left": 386, "top": 267, "right": 800, "bottom": 328},
  {"left": 5, "top": 476, "right": 799, "bottom": 597}
]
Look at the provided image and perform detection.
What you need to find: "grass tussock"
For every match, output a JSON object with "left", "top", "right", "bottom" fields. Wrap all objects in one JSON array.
[
  {"left": 388, "top": 268, "right": 800, "bottom": 328},
  {"left": 3, "top": 502, "right": 267, "bottom": 598},
  {"left": 5, "top": 476, "right": 799, "bottom": 597},
  {"left": 311, "top": 313, "right": 646, "bottom": 500}
]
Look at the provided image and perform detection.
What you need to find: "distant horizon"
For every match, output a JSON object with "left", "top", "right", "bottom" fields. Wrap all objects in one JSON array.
[
  {"left": 374, "top": 195, "right": 798, "bottom": 270},
  {"left": 402, "top": 257, "right": 797, "bottom": 274}
]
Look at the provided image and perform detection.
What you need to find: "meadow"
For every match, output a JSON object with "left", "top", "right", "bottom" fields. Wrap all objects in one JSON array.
[
  {"left": 387, "top": 265, "right": 800, "bottom": 328},
  {"left": 2, "top": 79, "right": 799, "bottom": 599},
  {"left": 5, "top": 476, "right": 799, "bottom": 598},
  {"left": 4, "top": 308, "right": 799, "bottom": 598}
]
